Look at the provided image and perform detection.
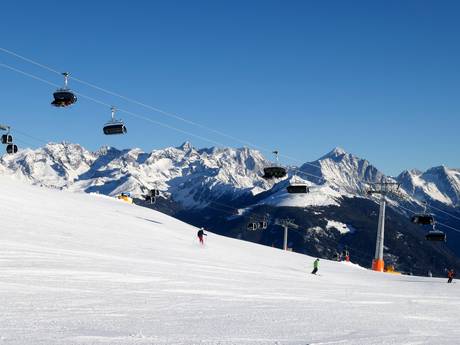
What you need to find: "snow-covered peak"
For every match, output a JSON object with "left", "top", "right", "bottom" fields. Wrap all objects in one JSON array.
[
  {"left": 397, "top": 166, "right": 460, "bottom": 206},
  {"left": 320, "top": 146, "right": 348, "bottom": 160},
  {"left": 300, "top": 148, "right": 384, "bottom": 194},
  {"left": 177, "top": 141, "right": 193, "bottom": 152},
  {"left": 0, "top": 142, "right": 96, "bottom": 187}
]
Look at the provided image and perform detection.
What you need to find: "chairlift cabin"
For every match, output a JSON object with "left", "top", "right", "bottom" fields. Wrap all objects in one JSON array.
[
  {"left": 411, "top": 214, "right": 435, "bottom": 225},
  {"left": 258, "top": 221, "right": 268, "bottom": 230},
  {"left": 150, "top": 189, "right": 160, "bottom": 197},
  {"left": 51, "top": 72, "right": 77, "bottom": 107},
  {"left": 247, "top": 223, "right": 258, "bottom": 231},
  {"left": 1, "top": 134, "right": 12, "bottom": 144},
  {"left": 6, "top": 144, "right": 18, "bottom": 154},
  {"left": 145, "top": 189, "right": 160, "bottom": 204},
  {"left": 425, "top": 229, "right": 446, "bottom": 242},
  {"left": 411, "top": 202, "right": 435, "bottom": 225},
  {"left": 263, "top": 167, "right": 287, "bottom": 179},
  {"left": 262, "top": 150, "right": 287, "bottom": 179},
  {"left": 287, "top": 184, "right": 310, "bottom": 194},
  {"left": 103, "top": 107, "right": 127, "bottom": 135},
  {"left": 0, "top": 125, "right": 12, "bottom": 145}
]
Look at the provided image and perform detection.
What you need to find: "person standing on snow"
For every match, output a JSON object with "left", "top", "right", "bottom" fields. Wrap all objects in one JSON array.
[
  {"left": 197, "top": 227, "right": 207, "bottom": 245},
  {"left": 311, "top": 258, "right": 320, "bottom": 275},
  {"left": 447, "top": 269, "right": 455, "bottom": 283}
]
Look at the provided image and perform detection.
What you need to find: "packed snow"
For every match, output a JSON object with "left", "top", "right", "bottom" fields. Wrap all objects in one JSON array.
[
  {"left": 1, "top": 175, "right": 459, "bottom": 345},
  {"left": 259, "top": 178, "right": 341, "bottom": 208},
  {"left": 326, "top": 220, "right": 356, "bottom": 234}
]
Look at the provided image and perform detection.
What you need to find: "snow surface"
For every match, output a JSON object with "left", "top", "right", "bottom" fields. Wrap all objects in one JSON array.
[
  {"left": 1, "top": 176, "right": 460, "bottom": 345},
  {"left": 326, "top": 220, "right": 355, "bottom": 234},
  {"left": 259, "top": 178, "right": 341, "bottom": 208}
]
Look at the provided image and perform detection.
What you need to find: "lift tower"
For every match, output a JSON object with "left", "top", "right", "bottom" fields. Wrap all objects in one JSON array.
[
  {"left": 275, "top": 218, "right": 298, "bottom": 251},
  {"left": 367, "top": 178, "right": 400, "bottom": 272}
]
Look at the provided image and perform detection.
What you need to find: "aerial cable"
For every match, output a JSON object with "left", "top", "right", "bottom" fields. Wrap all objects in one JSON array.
[
  {"left": 0, "top": 47, "right": 322, "bottom": 169},
  {"left": 12, "top": 138, "right": 36, "bottom": 148},
  {"left": 0, "top": 64, "right": 327, "bottom": 185},
  {"left": 14, "top": 129, "right": 49, "bottom": 145},
  {"left": 396, "top": 203, "right": 460, "bottom": 234},
  {"left": 0, "top": 62, "right": 230, "bottom": 148},
  {"left": 428, "top": 204, "right": 460, "bottom": 222},
  {"left": 435, "top": 221, "right": 460, "bottom": 234},
  {"left": 2, "top": 56, "right": 460, "bottom": 226},
  {"left": 0, "top": 62, "right": 328, "bottom": 182}
]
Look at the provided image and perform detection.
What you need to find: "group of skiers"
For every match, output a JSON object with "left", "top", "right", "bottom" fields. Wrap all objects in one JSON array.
[
  {"left": 335, "top": 249, "right": 350, "bottom": 262},
  {"left": 196, "top": 228, "right": 455, "bottom": 283}
]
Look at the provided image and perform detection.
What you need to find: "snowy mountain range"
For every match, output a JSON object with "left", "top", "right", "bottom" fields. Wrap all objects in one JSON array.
[{"left": 1, "top": 142, "right": 459, "bottom": 209}]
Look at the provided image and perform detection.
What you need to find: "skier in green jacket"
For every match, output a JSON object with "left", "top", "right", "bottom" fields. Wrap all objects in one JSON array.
[{"left": 311, "top": 258, "right": 320, "bottom": 275}]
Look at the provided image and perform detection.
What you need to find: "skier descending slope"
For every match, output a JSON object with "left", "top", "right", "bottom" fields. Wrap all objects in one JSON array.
[
  {"left": 311, "top": 258, "right": 320, "bottom": 275},
  {"left": 197, "top": 227, "right": 207, "bottom": 245},
  {"left": 447, "top": 269, "right": 455, "bottom": 283}
]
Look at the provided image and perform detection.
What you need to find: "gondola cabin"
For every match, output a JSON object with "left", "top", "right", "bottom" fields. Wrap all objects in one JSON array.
[
  {"left": 103, "top": 121, "right": 127, "bottom": 135},
  {"left": 263, "top": 166, "right": 287, "bottom": 179},
  {"left": 150, "top": 189, "right": 160, "bottom": 197},
  {"left": 263, "top": 150, "right": 287, "bottom": 179},
  {"left": 287, "top": 184, "right": 310, "bottom": 194},
  {"left": 6, "top": 144, "right": 18, "bottom": 154},
  {"left": 425, "top": 230, "right": 446, "bottom": 242},
  {"left": 1, "top": 134, "right": 12, "bottom": 144},
  {"left": 51, "top": 90, "right": 77, "bottom": 107},
  {"left": 51, "top": 72, "right": 77, "bottom": 107},
  {"left": 247, "top": 223, "right": 258, "bottom": 231},
  {"left": 103, "top": 107, "right": 127, "bottom": 135},
  {"left": 411, "top": 214, "right": 434, "bottom": 225},
  {"left": 258, "top": 221, "right": 268, "bottom": 230}
]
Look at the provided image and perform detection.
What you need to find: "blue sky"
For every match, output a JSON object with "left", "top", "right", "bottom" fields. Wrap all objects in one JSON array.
[{"left": 0, "top": 0, "right": 459, "bottom": 175}]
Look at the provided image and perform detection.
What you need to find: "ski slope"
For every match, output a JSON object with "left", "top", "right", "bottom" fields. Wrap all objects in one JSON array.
[{"left": 0, "top": 176, "right": 459, "bottom": 345}]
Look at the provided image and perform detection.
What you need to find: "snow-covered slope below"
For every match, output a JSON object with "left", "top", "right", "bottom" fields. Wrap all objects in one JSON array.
[{"left": 1, "top": 176, "right": 459, "bottom": 345}]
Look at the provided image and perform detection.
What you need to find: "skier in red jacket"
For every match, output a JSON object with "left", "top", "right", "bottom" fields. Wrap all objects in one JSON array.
[{"left": 447, "top": 269, "right": 455, "bottom": 283}]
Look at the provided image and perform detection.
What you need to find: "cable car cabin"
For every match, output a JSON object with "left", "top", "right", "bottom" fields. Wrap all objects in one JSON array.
[
  {"left": 258, "top": 221, "right": 268, "bottom": 230},
  {"left": 150, "top": 189, "right": 160, "bottom": 197},
  {"left": 1, "top": 134, "right": 12, "bottom": 144},
  {"left": 287, "top": 184, "right": 310, "bottom": 194},
  {"left": 425, "top": 230, "right": 446, "bottom": 242},
  {"left": 263, "top": 166, "right": 287, "bottom": 179},
  {"left": 6, "top": 144, "right": 18, "bottom": 154},
  {"left": 103, "top": 121, "right": 127, "bottom": 135},
  {"left": 411, "top": 214, "right": 435, "bottom": 225},
  {"left": 51, "top": 90, "right": 77, "bottom": 107},
  {"left": 247, "top": 223, "right": 258, "bottom": 231}
]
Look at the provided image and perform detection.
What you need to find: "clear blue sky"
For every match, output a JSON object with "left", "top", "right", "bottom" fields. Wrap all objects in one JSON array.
[{"left": 0, "top": 0, "right": 459, "bottom": 175}]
